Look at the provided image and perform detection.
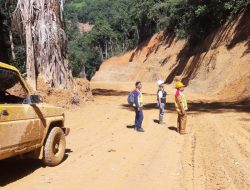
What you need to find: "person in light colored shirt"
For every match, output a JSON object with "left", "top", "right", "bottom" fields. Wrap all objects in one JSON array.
[{"left": 157, "top": 80, "right": 167, "bottom": 125}]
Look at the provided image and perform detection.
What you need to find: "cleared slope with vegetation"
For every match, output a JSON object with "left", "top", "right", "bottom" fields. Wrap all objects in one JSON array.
[{"left": 93, "top": 8, "right": 250, "bottom": 101}]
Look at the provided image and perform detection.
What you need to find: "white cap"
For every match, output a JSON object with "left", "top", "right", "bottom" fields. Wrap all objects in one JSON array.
[{"left": 157, "top": 80, "right": 164, "bottom": 86}]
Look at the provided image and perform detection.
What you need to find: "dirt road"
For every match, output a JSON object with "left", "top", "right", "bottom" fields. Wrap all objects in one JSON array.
[{"left": 0, "top": 82, "right": 249, "bottom": 190}]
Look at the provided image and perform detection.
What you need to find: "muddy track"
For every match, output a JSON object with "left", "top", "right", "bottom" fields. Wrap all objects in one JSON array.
[
  {"left": 0, "top": 83, "right": 249, "bottom": 190},
  {"left": 182, "top": 112, "right": 250, "bottom": 190}
]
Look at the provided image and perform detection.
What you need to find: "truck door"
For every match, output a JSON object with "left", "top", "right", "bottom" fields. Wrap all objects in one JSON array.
[{"left": 0, "top": 68, "right": 44, "bottom": 160}]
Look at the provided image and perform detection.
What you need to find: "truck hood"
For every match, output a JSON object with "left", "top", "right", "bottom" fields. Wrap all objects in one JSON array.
[{"left": 35, "top": 104, "right": 64, "bottom": 117}]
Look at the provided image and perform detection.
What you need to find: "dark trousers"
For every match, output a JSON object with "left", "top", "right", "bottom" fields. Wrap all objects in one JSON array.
[{"left": 135, "top": 108, "right": 143, "bottom": 129}]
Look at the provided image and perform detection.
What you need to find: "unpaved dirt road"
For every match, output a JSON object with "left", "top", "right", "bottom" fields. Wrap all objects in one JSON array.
[{"left": 0, "top": 82, "right": 249, "bottom": 190}]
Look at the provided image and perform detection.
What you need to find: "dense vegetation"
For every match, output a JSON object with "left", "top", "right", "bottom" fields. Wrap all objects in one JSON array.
[
  {"left": 65, "top": 0, "right": 249, "bottom": 79},
  {"left": 0, "top": 0, "right": 26, "bottom": 73},
  {"left": 0, "top": 0, "right": 249, "bottom": 80}
]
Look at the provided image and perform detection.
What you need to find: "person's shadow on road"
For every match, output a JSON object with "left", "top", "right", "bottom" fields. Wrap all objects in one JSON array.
[
  {"left": 168, "top": 126, "right": 178, "bottom": 132},
  {"left": 126, "top": 125, "right": 135, "bottom": 129},
  {"left": 153, "top": 119, "right": 159, "bottom": 124}
]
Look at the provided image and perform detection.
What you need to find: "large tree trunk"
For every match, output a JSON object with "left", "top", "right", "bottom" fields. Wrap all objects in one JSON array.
[
  {"left": 14, "top": 0, "right": 72, "bottom": 90},
  {"left": 14, "top": 0, "right": 36, "bottom": 90},
  {"left": 26, "top": 21, "right": 37, "bottom": 90},
  {"left": 98, "top": 43, "right": 104, "bottom": 61},
  {"left": 9, "top": 29, "right": 16, "bottom": 60}
]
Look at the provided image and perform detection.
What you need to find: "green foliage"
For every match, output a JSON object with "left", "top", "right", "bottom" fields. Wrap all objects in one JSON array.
[
  {"left": 66, "top": 21, "right": 102, "bottom": 79},
  {"left": 11, "top": 45, "right": 26, "bottom": 74},
  {"left": 0, "top": 0, "right": 10, "bottom": 62},
  {"left": 1, "top": 0, "right": 249, "bottom": 79},
  {"left": 0, "top": 0, "right": 26, "bottom": 74},
  {"left": 65, "top": 0, "right": 249, "bottom": 79}
]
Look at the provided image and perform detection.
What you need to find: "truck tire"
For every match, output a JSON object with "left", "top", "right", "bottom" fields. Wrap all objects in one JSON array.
[{"left": 43, "top": 127, "right": 66, "bottom": 166}]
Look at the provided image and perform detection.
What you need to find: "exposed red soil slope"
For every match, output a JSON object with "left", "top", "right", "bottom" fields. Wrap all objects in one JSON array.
[{"left": 93, "top": 10, "right": 250, "bottom": 101}]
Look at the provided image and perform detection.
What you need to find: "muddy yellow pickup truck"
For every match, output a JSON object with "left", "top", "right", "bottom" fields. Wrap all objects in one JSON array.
[{"left": 0, "top": 62, "right": 70, "bottom": 166}]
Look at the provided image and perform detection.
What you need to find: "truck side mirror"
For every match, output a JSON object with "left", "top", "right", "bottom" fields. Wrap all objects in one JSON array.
[{"left": 30, "top": 95, "right": 43, "bottom": 104}]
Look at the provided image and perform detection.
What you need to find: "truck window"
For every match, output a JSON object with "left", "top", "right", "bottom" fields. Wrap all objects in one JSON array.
[{"left": 0, "top": 68, "right": 28, "bottom": 104}]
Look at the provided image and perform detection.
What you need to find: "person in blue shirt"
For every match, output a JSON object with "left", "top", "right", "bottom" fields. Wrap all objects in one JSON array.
[{"left": 133, "top": 81, "right": 144, "bottom": 132}]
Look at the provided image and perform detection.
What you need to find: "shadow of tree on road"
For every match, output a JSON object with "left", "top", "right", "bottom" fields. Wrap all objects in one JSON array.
[
  {"left": 93, "top": 88, "right": 154, "bottom": 96},
  {"left": 121, "top": 99, "right": 250, "bottom": 113},
  {"left": 93, "top": 88, "right": 129, "bottom": 96},
  {"left": 168, "top": 126, "right": 178, "bottom": 132}
]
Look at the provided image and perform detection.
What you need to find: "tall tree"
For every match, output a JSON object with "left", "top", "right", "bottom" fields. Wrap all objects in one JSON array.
[
  {"left": 0, "top": 0, "right": 10, "bottom": 63},
  {"left": 14, "top": 0, "right": 71, "bottom": 90}
]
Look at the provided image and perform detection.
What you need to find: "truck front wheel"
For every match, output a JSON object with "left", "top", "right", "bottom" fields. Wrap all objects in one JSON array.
[{"left": 43, "top": 127, "right": 66, "bottom": 166}]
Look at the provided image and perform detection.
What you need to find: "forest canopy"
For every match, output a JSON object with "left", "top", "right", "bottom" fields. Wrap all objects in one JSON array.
[
  {"left": 65, "top": 0, "right": 249, "bottom": 79},
  {"left": 0, "top": 0, "right": 249, "bottom": 80}
]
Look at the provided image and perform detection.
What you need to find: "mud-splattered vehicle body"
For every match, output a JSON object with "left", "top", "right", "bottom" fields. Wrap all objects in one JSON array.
[{"left": 0, "top": 62, "right": 69, "bottom": 166}]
